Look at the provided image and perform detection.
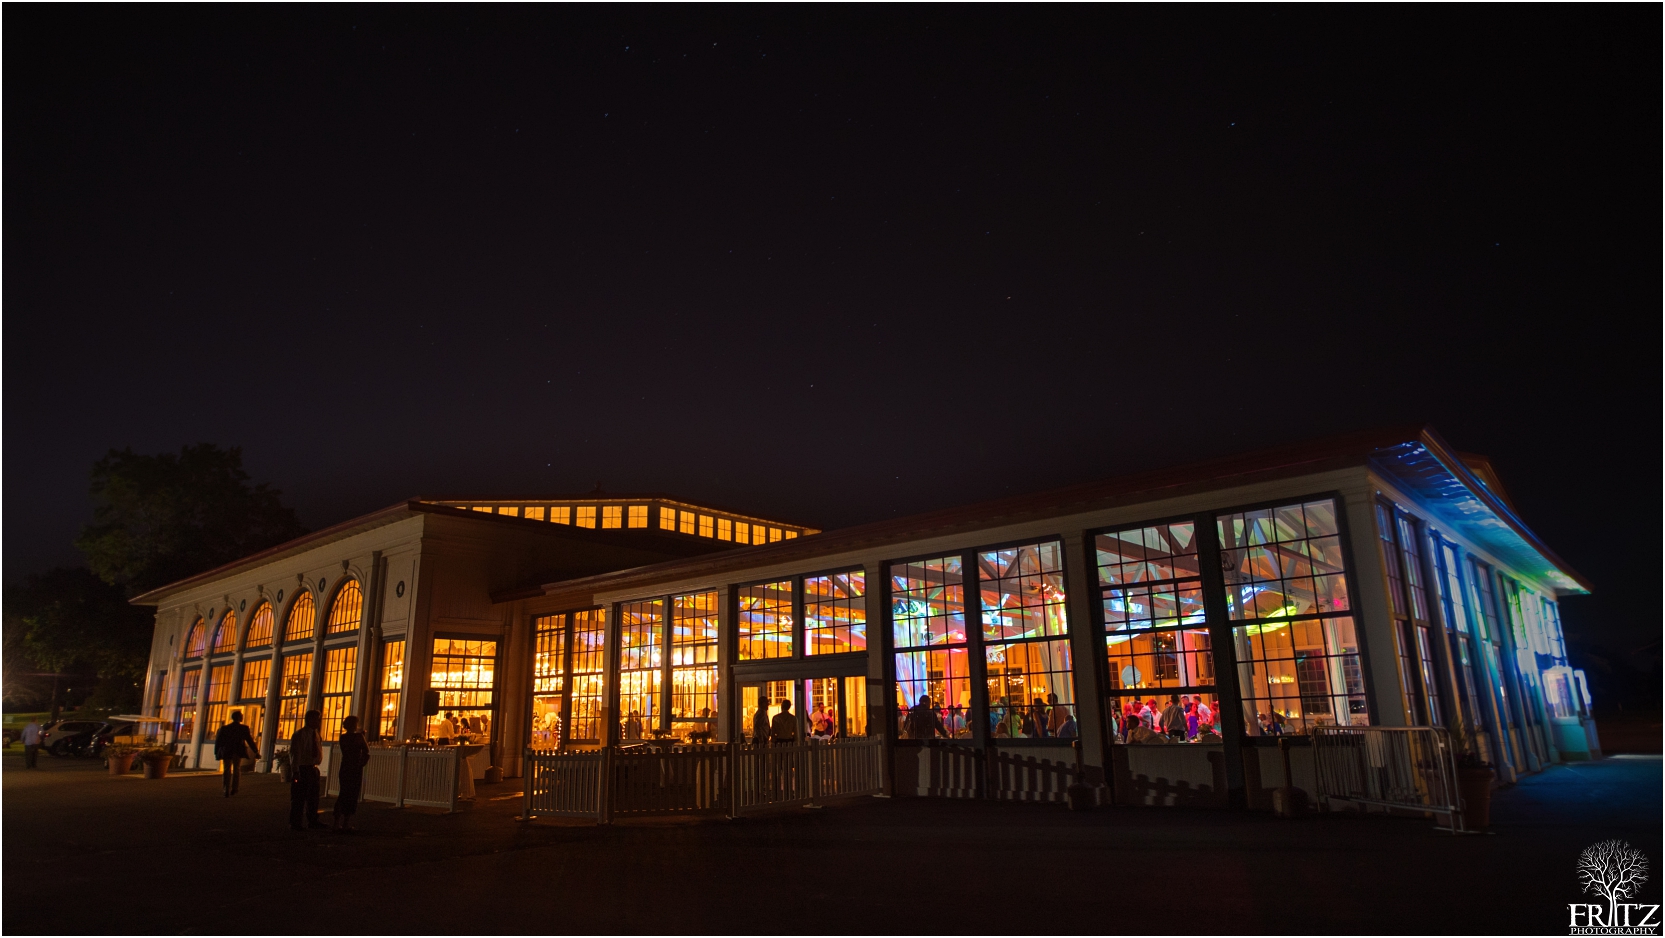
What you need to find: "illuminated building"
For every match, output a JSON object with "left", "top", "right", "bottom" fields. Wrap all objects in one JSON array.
[{"left": 132, "top": 427, "right": 1596, "bottom": 806}]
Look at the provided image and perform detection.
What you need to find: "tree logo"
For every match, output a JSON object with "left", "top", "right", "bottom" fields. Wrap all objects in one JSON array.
[{"left": 1570, "top": 840, "right": 1658, "bottom": 935}]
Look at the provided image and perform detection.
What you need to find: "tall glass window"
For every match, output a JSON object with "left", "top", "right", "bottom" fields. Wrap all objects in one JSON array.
[
  {"left": 327, "top": 581, "right": 363, "bottom": 634},
  {"left": 617, "top": 600, "right": 664, "bottom": 740},
  {"left": 175, "top": 668, "right": 201, "bottom": 743},
  {"left": 1096, "top": 521, "right": 1219, "bottom": 742},
  {"left": 531, "top": 615, "right": 566, "bottom": 750},
  {"left": 979, "top": 542, "right": 1074, "bottom": 739},
  {"left": 237, "top": 658, "right": 270, "bottom": 740},
  {"left": 204, "top": 664, "right": 232, "bottom": 734},
  {"left": 569, "top": 609, "right": 607, "bottom": 743},
  {"left": 892, "top": 556, "right": 971, "bottom": 739},
  {"left": 1221, "top": 498, "right": 1365, "bottom": 736},
  {"left": 804, "top": 571, "right": 866, "bottom": 655},
  {"left": 319, "top": 646, "right": 357, "bottom": 740},
  {"left": 737, "top": 581, "right": 793, "bottom": 660},
  {"left": 428, "top": 639, "right": 496, "bottom": 741},
  {"left": 277, "top": 652, "right": 313, "bottom": 739},
  {"left": 670, "top": 592, "right": 719, "bottom": 737},
  {"left": 378, "top": 639, "right": 405, "bottom": 740},
  {"left": 245, "top": 603, "right": 274, "bottom": 649},
  {"left": 210, "top": 612, "right": 237, "bottom": 655},
  {"left": 1431, "top": 537, "right": 1491, "bottom": 758},
  {"left": 1377, "top": 503, "right": 1442, "bottom": 726}
]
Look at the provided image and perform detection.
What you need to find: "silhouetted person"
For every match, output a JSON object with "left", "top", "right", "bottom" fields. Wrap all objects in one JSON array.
[
  {"left": 904, "top": 694, "right": 944, "bottom": 739},
  {"left": 289, "top": 709, "right": 325, "bottom": 831},
  {"left": 214, "top": 710, "right": 258, "bottom": 797},
  {"left": 332, "top": 715, "right": 370, "bottom": 832},
  {"left": 752, "top": 700, "right": 771, "bottom": 746},
  {"left": 769, "top": 699, "right": 798, "bottom": 745},
  {"left": 21, "top": 720, "right": 40, "bottom": 769}
]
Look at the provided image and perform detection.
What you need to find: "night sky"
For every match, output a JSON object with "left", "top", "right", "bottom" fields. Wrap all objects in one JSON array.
[{"left": 6, "top": 8, "right": 1658, "bottom": 697}]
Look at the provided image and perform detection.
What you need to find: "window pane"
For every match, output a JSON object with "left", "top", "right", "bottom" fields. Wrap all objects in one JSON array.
[
  {"left": 533, "top": 615, "right": 567, "bottom": 693},
  {"left": 211, "top": 613, "right": 237, "bottom": 655},
  {"left": 327, "top": 580, "right": 363, "bottom": 634},
  {"left": 379, "top": 639, "right": 405, "bottom": 740},
  {"left": 568, "top": 609, "right": 607, "bottom": 742},
  {"left": 1107, "top": 627, "right": 1214, "bottom": 691},
  {"left": 894, "top": 647, "right": 972, "bottom": 739},
  {"left": 428, "top": 639, "right": 496, "bottom": 741},
  {"left": 978, "top": 542, "right": 1068, "bottom": 642},
  {"left": 1233, "top": 615, "right": 1367, "bottom": 736},
  {"left": 804, "top": 570, "right": 866, "bottom": 654},
  {"left": 890, "top": 556, "right": 965, "bottom": 649},
  {"left": 184, "top": 619, "right": 206, "bottom": 659},
  {"left": 985, "top": 639, "right": 1075, "bottom": 738},
  {"left": 245, "top": 603, "right": 274, "bottom": 649},
  {"left": 737, "top": 581, "right": 793, "bottom": 660},
  {"left": 284, "top": 593, "right": 317, "bottom": 643}
]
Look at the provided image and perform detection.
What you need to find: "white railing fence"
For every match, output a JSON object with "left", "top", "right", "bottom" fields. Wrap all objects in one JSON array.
[
  {"left": 523, "top": 736, "right": 885, "bottom": 822},
  {"left": 905, "top": 741, "right": 1089, "bottom": 803},
  {"left": 325, "top": 744, "right": 459, "bottom": 811},
  {"left": 1310, "top": 725, "right": 1465, "bottom": 832}
]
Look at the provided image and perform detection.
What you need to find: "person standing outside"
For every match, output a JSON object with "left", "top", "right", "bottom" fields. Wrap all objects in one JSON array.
[
  {"left": 21, "top": 720, "right": 41, "bottom": 769},
  {"left": 332, "top": 715, "right": 370, "bottom": 833},
  {"left": 289, "top": 709, "right": 325, "bottom": 831},
  {"left": 214, "top": 711, "right": 259, "bottom": 797},
  {"left": 751, "top": 699, "right": 771, "bottom": 746},
  {"left": 769, "top": 699, "right": 798, "bottom": 745}
]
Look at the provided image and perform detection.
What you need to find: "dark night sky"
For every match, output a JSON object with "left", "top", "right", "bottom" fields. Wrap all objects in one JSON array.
[{"left": 6, "top": 8, "right": 1659, "bottom": 696}]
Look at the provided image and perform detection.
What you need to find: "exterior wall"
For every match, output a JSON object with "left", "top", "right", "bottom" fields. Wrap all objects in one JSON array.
[
  {"left": 1366, "top": 471, "right": 1580, "bottom": 777},
  {"left": 508, "top": 466, "right": 1388, "bottom": 800}
]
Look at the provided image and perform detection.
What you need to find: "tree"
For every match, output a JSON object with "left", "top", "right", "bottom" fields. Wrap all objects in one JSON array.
[
  {"left": 75, "top": 444, "right": 308, "bottom": 596},
  {"left": 1579, "top": 839, "right": 1650, "bottom": 925},
  {"left": 4, "top": 568, "right": 155, "bottom": 713}
]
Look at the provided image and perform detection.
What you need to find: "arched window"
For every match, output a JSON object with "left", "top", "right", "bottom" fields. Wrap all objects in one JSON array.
[
  {"left": 210, "top": 611, "right": 237, "bottom": 655},
  {"left": 327, "top": 580, "right": 363, "bottom": 634},
  {"left": 245, "top": 603, "right": 274, "bottom": 649},
  {"left": 283, "top": 593, "right": 316, "bottom": 644},
  {"left": 183, "top": 619, "right": 206, "bottom": 659}
]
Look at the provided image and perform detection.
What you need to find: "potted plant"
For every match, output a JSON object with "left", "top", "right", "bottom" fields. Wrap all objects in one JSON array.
[
  {"left": 1452, "top": 728, "right": 1495, "bottom": 830},
  {"left": 105, "top": 745, "right": 140, "bottom": 776},
  {"left": 138, "top": 747, "right": 173, "bottom": 779}
]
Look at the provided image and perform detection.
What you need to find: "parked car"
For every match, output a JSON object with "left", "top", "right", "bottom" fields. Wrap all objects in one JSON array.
[
  {"left": 88, "top": 722, "right": 138, "bottom": 756},
  {"left": 41, "top": 720, "right": 104, "bottom": 757}
]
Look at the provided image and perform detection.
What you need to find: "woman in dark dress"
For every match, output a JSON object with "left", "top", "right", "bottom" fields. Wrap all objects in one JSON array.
[{"left": 332, "top": 715, "right": 371, "bottom": 832}]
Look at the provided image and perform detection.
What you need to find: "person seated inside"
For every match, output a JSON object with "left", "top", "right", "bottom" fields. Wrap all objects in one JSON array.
[{"left": 1125, "top": 720, "right": 1166, "bottom": 744}]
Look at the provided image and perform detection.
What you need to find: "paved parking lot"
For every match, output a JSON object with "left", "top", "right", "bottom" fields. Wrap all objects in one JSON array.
[{"left": 3, "top": 746, "right": 1658, "bottom": 934}]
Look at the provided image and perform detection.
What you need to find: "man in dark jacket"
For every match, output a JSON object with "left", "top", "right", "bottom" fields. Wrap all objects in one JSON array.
[
  {"left": 751, "top": 699, "right": 772, "bottom": 746},
  {"left": 213, "top": 711, "right": 259, "bottom": 797}
]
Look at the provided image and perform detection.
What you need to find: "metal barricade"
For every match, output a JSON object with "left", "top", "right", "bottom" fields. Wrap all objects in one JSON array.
[
  {"left": 523, "top": 748, "right": 605, "bottom": 819},
  {"left": 1311, "top": 725, "right": 1464, "bottom": 832}
]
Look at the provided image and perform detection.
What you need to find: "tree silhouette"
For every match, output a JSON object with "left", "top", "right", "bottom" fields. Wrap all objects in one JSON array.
[{"left": 1579, "top": 839, "right": 1650, "bottom": 925}]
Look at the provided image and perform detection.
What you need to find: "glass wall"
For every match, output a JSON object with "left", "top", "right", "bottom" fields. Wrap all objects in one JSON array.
[
  {"left": 284, "top": 593, "right": 316, "bottom": 643},
  {"left": 1430, "top": 534, "right": 1495, "bottom": 762},
  {"left": 204, "top": 664, "right": 232, "bottom": 735},
  {"left": 980, "top": 542, "right": 1075, "bottom": 739},
  {"left": 531, "top": 615, "right": 566, "bottom": 749},
  {"left": 428, "top": 639, "right": 496, "bottom": 741},
  {"left": 320, "top": 646, "right": 357, "bottom": 740},
  {"left": 670, "top": 592, "right": 719, "bottom": 738},
  {"left": 183, "top": 619, "right": 205, "bottom": 660},
  {"left": 1096, "top": 520, "right": 1217, "bottom": 743},
  {"left": 276, "top": 652, "right": 312, "bottom": 739},
  {"left": 1221, "top": 498, "right": 1365, "bottom": 736},
  {"left": 892, "top": 556, "right": 971, "bottom": 739},
  {"left": 378, "top": 639, "right": 405, "bottom": 741},
  {"left": 175, "top": 667, "right": 201, "bottom": 744},
  {"left": 569, "top": 610, "right": 607, "bottom": 743},
  {"left": 1377, "top": 503, "right": 1442, "bottom": 726},
  {"left": 617, "top": 600, "right": 663, "bottom": 741},
  {"left": 237, "top": 658, "right": 269, "bottom": 740}
]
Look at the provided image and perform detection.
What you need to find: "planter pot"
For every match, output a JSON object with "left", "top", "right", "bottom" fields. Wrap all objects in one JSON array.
[
  {"left": 107, "top": 752, "right": 138, "bottom": 776},
  {"left": 1459, "top": 766, "right": 1496, "bottom": 830},
  {"left": 141, "top": 756, "right": 170, "bottom": 779}
]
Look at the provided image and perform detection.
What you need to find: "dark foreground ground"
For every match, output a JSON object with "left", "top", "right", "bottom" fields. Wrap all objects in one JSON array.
[{"left": 4, "top": 748, "right": 1659, "bottom": 935}]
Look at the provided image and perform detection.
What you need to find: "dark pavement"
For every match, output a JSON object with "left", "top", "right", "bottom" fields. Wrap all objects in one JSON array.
[{"left": 4, "top": 747, "right": 1658, "bottom": 935}]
